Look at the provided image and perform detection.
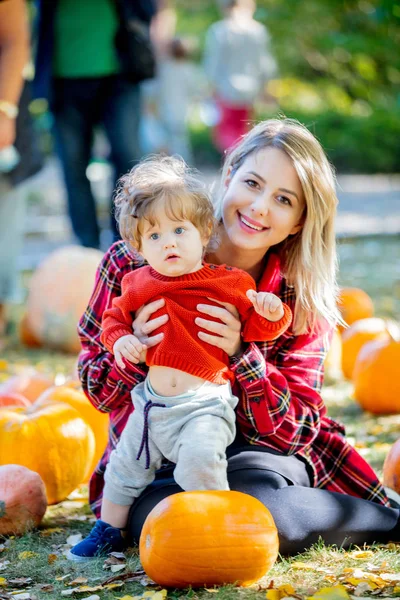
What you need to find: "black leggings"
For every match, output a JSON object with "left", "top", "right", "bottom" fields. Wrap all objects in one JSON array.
[{"left": 127, "top": 447, "right": 400, "bottom": 555}]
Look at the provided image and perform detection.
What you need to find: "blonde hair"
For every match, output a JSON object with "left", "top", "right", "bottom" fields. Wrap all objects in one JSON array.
[
  {"left": 217, "top": 118, "right": 344, "bottom": 334},
  {"left": 114, "top": 155, "right": 217, "bottom": 251}
]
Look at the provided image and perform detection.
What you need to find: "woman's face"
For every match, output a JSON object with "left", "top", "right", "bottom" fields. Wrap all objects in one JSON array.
[{"left": 221, "top": 147, "right": 305, "bottom": 256}]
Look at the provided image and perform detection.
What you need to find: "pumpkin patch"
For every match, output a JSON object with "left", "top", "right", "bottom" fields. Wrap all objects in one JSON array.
[{"left": 0, "top": 402, "right": 95, "bottom": 504}]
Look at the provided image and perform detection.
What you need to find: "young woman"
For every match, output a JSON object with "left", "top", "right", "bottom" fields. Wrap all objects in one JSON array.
[{"left": 78, "top": 119, "right": 400, "bottom": 554}]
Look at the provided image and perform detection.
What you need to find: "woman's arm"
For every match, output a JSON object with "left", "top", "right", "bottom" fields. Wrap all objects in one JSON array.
[
  {"left": 78, "top": 244, "right": 147, "bottom": 413},
  {"left": 232, "top": 325, "right": 333, "bottom": 453}
]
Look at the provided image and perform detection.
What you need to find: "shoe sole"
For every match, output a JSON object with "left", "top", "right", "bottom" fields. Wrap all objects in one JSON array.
[{"left": 65, "top": 549, "right": 97, "bottom": 562}]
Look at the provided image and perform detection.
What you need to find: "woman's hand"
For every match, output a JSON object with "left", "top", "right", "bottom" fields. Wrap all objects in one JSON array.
[
  {"left": 132, "top": 298, "right": 168, "bottom": 355},
  {"left": 195, "top": 298, "right": 242, "bottom": 357}
]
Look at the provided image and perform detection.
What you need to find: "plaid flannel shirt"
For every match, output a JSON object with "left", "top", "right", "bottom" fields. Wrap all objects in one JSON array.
[{"left": 78, "top": 241, "right": 389, "bottom": 517}]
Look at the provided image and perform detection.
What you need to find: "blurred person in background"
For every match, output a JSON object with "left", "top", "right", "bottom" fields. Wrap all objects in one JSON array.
[
  {"left": 156, "top": 36, "right": 202, "bottom": 163},
  {"left": 33, "top": 0, "right": 157, "bottom": 250},
  {"left": 0, "top": 0, "right": 30, "bottom": 341},
  {"left": 203, "top": 0, "right": 277, "bottom": 154}
]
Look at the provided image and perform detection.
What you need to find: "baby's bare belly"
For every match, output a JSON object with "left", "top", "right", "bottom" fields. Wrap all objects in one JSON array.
[{"left": 148, "top": 366, "right": 205, "bottom": 397}]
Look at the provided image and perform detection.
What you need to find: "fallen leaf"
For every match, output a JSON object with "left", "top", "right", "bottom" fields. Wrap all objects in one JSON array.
[
  {"left": 350, "top": 551, "right": 374, "bottom": 560},
  {"left": 47, "top": 554, "right": 57, "bottom": 565},
  {"left": 290, "top": 562, "right": 316, "bottom": 571},
  {"left": 68, "top": 578, "right": 88, "bottom": 586},
  {"left": 38, "top": 585, "right": 54, "bottom": 593},
  {"left": 40, "top": 528, "right": 64, "bottom": 537},
  {"left": 266, "top": 591, "right": 281, "bottom": 600},
  {"left": 0, "top": 581, "right": 5, "bottom": 588},
  {"left": 308, "top": 585, "right": 350, "bottom": 600},
  {"left": 66, "top": 534, "right": 83, "bottom": 546},
  {"left": 7, "top": 579, "right": 33, "bottom": 588},
  {"left": 110, "top": 565, "right": 126, "bottom": 573},
  {"left": 17, "top": 552, "right": 38, "bottom": 560}
]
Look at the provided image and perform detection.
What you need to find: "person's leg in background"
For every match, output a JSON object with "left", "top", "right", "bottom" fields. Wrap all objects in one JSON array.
[
  {"left": 102, "top": 75, "right": 142, "bottom": 242},
  {"left": 51, "top": 78, "right": 101, "bottom": 249},
  {"left": 0, "top": 179, "right": 25, "bottom": 340}
]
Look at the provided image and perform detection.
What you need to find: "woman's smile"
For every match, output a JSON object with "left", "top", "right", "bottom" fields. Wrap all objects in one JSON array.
[{"left": 238, "top": 211, "right": 269, "bottom": 233}]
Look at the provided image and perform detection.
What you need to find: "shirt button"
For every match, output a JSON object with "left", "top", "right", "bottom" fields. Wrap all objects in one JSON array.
[
  {"left": 252, "top": 396, "right": 261, "bottom": 403},
  {"left": 236, "top": 366, "right": 245, "bottom": 374}
]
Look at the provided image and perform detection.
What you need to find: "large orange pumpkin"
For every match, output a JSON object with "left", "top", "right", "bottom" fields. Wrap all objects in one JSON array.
[
  {"left": 353, "top": 337, "right": 400, "bottom": 414},
  {"left": 23, "top": 245, "right": 103, "bottom": 353},
  {"left": 35, "top": 385, "right": 109, "bottom": 481},
  {"left": 139, "top": 491, "right": 279, "bottom": 588},
  {"left": 0, "top": 402, "right": 95, "bottom": 504},
  {"left": 0, "top": 465, "right": 47, "bottom": 535},
  {"left": 0, "top": 371, "right": 53, "bottom": 403},
  {"left": 337, "top": 287, "right": 374, "bottom": 331},
  {"left": 341, "top": 318, "right": 395, "bottom": 380},
  {"left": 383, "top": 439, "right": 400, "bottom": 494}
]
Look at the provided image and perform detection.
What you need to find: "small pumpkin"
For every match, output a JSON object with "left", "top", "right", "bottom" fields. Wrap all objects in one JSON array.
[
  {"left": 23, "top": 245, "right": 103, "bottom": 353},
  {"left": 337, "top": 287, "right": 374, "bottom": 331},
  {"left": 35, "top": 385, "right": 109, "bottom": 482},
  {"left": 341, "top": 318, "right": 395, "bottom": 380},
  {"left": 0, "top": 464, "right": 47, "bottom": 535},
  {"left": 353, "top": 337, "right": 400, "bottom": 414},
  {"left": 139, "top": 490, "right": 279, "bottom": 588},
  {"left": 0, "top": 402, "right": 95, "bottom": 504},
  {"left": 0, "top": 370, "right": 53, "bottom": 403},
  {"left": 383, "top": 439, "right": 400, "bottom": 494}
]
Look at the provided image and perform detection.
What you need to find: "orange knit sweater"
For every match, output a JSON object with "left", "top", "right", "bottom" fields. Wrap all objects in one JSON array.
[{"left": 101, "top": 263, "right": 292, "bottom": 384}]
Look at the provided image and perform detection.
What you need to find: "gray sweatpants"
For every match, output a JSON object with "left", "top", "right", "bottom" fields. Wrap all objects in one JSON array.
[{"left": 103, "top": 379, "right": 238, "bottom": 506}]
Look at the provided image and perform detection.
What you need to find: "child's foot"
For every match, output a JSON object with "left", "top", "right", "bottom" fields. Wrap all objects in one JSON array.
[{"left": 66, "top": 520, "right": 126, "bottom": 561}]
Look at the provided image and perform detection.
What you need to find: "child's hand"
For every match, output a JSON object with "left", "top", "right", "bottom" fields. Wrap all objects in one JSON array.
[
  {"left": 246, "top": 290, "right": 284, "bottom": 322},
  {"left": 113, "top": 335, "right": 147, "bottom": 369}
]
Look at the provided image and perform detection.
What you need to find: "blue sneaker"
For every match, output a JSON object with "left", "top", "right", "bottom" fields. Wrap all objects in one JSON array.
[{"left": 66, "top": 520, "right": 126, "bottom": 561}]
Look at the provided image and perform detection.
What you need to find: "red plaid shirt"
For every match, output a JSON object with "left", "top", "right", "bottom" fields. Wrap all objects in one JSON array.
[{"left": 78, "top": 241, "right": 389, "bottom": 517}]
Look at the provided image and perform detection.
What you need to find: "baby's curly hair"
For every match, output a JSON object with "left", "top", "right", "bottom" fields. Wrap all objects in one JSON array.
[{"left": 114, "top": 155, "right": 218, "bottom": 252}]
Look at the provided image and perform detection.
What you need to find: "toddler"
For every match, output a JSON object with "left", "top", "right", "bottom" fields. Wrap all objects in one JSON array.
[{"left": 68, "top": 155, "right": 291, "bottom": 560}]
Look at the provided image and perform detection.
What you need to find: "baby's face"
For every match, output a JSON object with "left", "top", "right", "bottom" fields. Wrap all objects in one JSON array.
[{"left": 139, "top": 210, "right": 206, "bottom": 277}]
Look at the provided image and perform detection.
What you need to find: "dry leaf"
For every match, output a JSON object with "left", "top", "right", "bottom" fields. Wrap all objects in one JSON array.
[
  {"left": 38, "top": 585, "right": 54, "bottom": 593},
  {"left": 47, "top": 554, "right": 57, "bottom": 565},
  {"left": 17, "top": 552, "right": 38, "bottom": 560},
  {"left": 66, "top": 534, "right": 83, "bottom": 546},
  {"left": 7, "top": 578, "right": 33, "bottom": 588},
  {"left": 40, "top": 528, "right": 64, "bottom": 537},
  {"left": 350, "top": 551, "right": 374, "bottom": 560},
  {"left": 110, "top": 565, "right": 126, "bottom": 573},
  {"left": 0, "top": 581, "right": 5, "bottom": 588},
  {"left": 68, "top": 578, "right": 88, "bottom": 586},
  {"left": 290, "top": 562, "right": 316, "bottom": 571},
  {"left": 307, "top": 585, "right": 350, "bottom": 600}
]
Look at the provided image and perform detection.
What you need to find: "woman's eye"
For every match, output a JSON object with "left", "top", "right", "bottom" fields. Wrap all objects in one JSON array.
[
  {"left": 150, "top": 233, "right": 159, "bottom": 240},
  {"left": 175, "top": 227, "right": 185, "bottom": 235},
  {"left": 277, "top": 195, "right": 292, "bottom": 206},
  {"left": 245, "top": 179, "right": 258, "bottom": 188}
]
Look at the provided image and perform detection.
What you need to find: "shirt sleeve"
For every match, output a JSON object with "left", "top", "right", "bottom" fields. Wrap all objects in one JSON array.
[
  {"left": 78, "top": 246, "right": 147, "bottom": 413},
  {"left": 101, "top": 278, "right": 138, "bottom": 353},
  {"left": 231, "top": 323, "right": 333, "bottom": 454}
]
